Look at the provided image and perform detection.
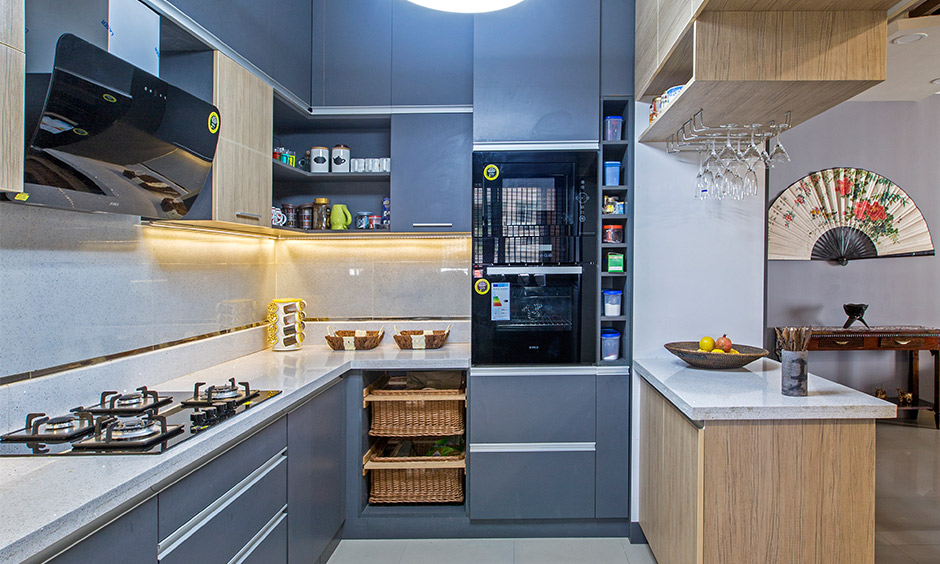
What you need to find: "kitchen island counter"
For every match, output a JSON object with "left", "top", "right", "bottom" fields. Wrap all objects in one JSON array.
[
  {"left": 0, "top": 339, "right": 469, "bottom": 564},
  {"left": 635, "top": 357, "right": 896, "bottom": 421}
]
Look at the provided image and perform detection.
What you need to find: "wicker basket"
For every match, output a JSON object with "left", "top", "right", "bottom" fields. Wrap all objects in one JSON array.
[
  {"left": 367, "top": 439, "right": 465, "bottom": 504},
  {"left": 393, "top": 326, "right": 451, "bottom": 350},
  {"left": 324, "top": 326, "right": 384, "bottom": 351},
  {"left": 366, "top": 375, "right": 465, "bottom": 436}
]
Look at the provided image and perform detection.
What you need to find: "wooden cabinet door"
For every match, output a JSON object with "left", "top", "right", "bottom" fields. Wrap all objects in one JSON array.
[
  {"left": 212, "top": 51, "right": 273, "bottom": 226},
  {"left": 473, "top": 0, "right": 600, "bottom": 143},
  {"left": 0, "top": 0, "right": 24, "bottom": 193}
]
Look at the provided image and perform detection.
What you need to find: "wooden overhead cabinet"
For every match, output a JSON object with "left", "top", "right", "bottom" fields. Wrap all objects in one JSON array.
[
  {"left": 209, "top": 51, "right": 273, "bottom": 226},
  {"left": 635, "top": 0, "right": 892, "bottom": 142},
  {"left": 0, "top": 0, "right": 25, "bottom": 194}
]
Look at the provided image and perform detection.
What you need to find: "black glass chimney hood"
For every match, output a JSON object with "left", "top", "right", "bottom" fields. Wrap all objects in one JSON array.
[{"left": 6, "top": 34, "right": 220, "bottom": 220}]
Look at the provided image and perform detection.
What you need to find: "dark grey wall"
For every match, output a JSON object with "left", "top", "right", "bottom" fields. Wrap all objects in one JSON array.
[{"left": 766, "top": 96, "right": 940, "bottom": 396}]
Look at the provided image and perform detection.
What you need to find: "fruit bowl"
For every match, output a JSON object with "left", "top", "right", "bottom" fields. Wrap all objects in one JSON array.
[{"left": 664, "top": 342, "right": 769, "bottom": 370}]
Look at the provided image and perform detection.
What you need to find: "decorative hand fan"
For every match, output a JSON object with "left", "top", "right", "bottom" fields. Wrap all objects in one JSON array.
[{"left": 768, "top": 168, "right": 934, "bottom": 264}]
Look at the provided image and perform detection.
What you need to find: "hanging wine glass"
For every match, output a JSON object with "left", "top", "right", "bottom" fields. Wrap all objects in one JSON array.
[
  {"left": 744, "top": 163, "right": 759, "bottom": 197},
  {"left": 743, "top": 125, "right": 762, "bottom": 161},
  {"left": 718, "top": 127, "right": 736, "bottom": 165},
  {"left": 770, "top": 132, "right": 790, "bottom": 166}
]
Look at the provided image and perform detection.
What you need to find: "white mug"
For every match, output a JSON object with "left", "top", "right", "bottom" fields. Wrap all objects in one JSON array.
[
  {"left": 267, "top": 299, "right": 306, "bottom": 351},
  {"left": 331, "top": 145, "right": 350, "bottom": 173}
]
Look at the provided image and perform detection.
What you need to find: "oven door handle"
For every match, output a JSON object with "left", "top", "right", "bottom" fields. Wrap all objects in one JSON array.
[{"left": 486, "top": 266, "right": 583, "bottom": 275}]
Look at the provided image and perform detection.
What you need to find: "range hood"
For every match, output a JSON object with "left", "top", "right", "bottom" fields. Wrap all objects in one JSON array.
[{"left": 6, "top": 34, "right": 220, "bottom": 220}]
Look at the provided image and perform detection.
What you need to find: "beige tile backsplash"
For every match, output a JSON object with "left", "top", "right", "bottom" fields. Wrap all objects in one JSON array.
[{"left": 0, "top": 201, "right": 470, "bottom": 377}]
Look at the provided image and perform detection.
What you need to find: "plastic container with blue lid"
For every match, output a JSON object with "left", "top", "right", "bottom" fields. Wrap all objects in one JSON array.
[
  {"left": 601, "top": 329, "right": 621, "bottom": 360},
  {"left": 602, "top": 290, "right": 623, "bottom": 316},
  {"left": 604, "top": 116, "right": 623, "bottom": 140}
]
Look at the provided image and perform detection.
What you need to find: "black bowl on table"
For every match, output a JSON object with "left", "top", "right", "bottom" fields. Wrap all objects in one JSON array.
[{"left": 664, "top": 342, "right": 769, "bottom": 369}]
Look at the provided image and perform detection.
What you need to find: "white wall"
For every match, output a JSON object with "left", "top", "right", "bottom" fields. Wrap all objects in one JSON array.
[{"left": 629, "top": 102, "right": 767, "bottom": 517}]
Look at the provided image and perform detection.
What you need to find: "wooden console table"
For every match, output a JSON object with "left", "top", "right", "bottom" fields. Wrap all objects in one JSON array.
[{"left": 776, "top": 326, "right": 940, "bottom": 429}]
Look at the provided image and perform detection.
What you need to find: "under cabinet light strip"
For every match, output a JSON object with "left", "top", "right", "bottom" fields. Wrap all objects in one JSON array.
[
  {"left": 469, "top": 442, "right": 596, "bottom": 453},
  {"left": 227, "top": 506, "right": 288, "bottom": 564},
  {"left": 157, "top": 449, "right": 287, "bottom": 560},
  {"left": 473, "top": 141, "right": 599, "bottom": 151},
  {"left": 144, "top": 222, "right": 279, "bottom": 240}
]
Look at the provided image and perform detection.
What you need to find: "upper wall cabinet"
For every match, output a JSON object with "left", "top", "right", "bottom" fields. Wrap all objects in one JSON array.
[
  {"left": 211, "top": 51, "right": 273, "bottom": 226},
  {"left": 636, "top": 0, "right": 893, "bottom": 143},
  {"left": 473, "top": 0, "right": 600, "bottom": 144},
  {"left": 0, "top": 0, "right": 25, "bottom": 193},
  {"left": 391, "top": 1, "right": 473, "bottom": 106},
  {"left": 168, "top": 0, "right": 312, "bottom": 104},
  {"left": 313, "top": 0, "right": 392, "bottom": 107}
]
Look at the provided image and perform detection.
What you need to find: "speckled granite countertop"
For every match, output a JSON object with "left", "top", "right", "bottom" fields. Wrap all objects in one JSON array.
[
  {"left": 0, "top": 342, "right": 469, "bottom": 564},
  {"left": 635, "top": 357, "right": 896, "bottom": 421}
]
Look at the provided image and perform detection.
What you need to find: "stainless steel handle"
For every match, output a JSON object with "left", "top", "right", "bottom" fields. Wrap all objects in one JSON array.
[
  {"left": 228, "top": 506, "right": 287, "bottom": 564},
  {"left": 469, "top": 442, "right": 596, "bottom": 453},
  {"left": 236, "top": 212, "right": 262, "bottom": 220},
  {"left": 471, "top": 365, "right": 597, "bottom": 377},
  {"left": 486, "top": 266, "right": 583, "bottom": 275},
  {"left": 834, "top": 340, "right": 851, "bottom": 345},
  {"left": 894, "top": 339, "right": 912, "bottom": 345},
  {"left": 412, "top": 223, "right": 453, "bottom": 228}
]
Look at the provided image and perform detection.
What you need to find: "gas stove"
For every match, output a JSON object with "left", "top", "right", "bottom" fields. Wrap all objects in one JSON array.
[{"left": 0, "top": 380, "right": 280, "bottom": 456}]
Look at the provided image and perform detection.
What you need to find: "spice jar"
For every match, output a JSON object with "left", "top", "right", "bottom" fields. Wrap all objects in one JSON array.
[
  {"left": 298, "top": 203, "right": 314, "bottom": 230},
  {"left": 602, "top": 224, "right": 624, "bottom": 243},
  {"left": 312, "top": 198, "right": 330, "bottom": 230}
]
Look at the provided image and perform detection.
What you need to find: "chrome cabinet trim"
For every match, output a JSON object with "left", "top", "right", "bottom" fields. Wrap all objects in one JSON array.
[
  {"left": 486, "top": 266, "right": 583, "bottom": 275},
  {"left": 596, "top": 365, "right": 630, "bottom": 376},
  {"left": 157, "top": 448, "right": 287, "bottom": 560},
  {"left": 469, "top": 365, "right": 597, "bottom": 377},
  {"left": 473, "top": 141, "right": 599, "bottom": 151},
  {"left": 469, "top": 442, "right": 596, "bottom": 453},
  {"left": 412, "top": 223, "right": 453, "bottom": 228},
  {"left": 227, "top": 505, "right": 287, "bottom": 564}
]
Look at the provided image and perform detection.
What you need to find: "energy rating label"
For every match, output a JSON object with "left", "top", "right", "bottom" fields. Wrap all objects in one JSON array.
[{"left": 491, "top": 283, "right": 510, "bottom": 321}]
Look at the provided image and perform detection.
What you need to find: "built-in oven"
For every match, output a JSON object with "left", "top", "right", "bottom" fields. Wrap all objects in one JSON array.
[{"left": 471, "top": 151, "right": 596, "bottom": 365}]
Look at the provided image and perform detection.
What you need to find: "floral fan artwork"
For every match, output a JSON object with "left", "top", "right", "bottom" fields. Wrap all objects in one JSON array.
[{"left": 768, "top": 168, "right": 934, "bottom": 264}]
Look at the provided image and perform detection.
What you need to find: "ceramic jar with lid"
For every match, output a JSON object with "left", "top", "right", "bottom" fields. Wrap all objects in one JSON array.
[{"left": 331, "top": 145, "right": 350, "bottom": 172}]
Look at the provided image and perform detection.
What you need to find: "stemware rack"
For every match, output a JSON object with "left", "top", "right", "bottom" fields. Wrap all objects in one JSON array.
[{"left": 665, "top": 109, "right": 792, "bottom": 154}]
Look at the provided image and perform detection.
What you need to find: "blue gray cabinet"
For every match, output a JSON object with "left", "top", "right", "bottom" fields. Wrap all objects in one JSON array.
[
  {"left": 390, "top": 113, "right": 472, "bottom": 232},
  {"left": 472, "top": 0, "right": 600, "bottom": 143},
  {"left": 467, "top": 368, "right": 597, "bottom": 520},
  {"left": 47, "top": 498, "right": 158, "bottom": 564},
  {"left": 600, "top": 0, "right": 635, "bottom": 97},
  {"left": 391, "top": 1, "right": 473, "bottom": 106},
  {"left": 595, "top": 374, "right": 630, "bottom": 518},
  {"left": 287, "top": 379, "right": 347, "bottom": 564},
  {"left": 313, "top": 0, "right": 392, "bottom": 106},
  {"left": 166, "top": 0, "right": 312, "bottom": 104}
]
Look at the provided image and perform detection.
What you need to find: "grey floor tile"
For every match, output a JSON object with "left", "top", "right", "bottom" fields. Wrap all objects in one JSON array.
[
  {"left": 398, "top": 539, "right": 514, "bottom": 564},
  {"left": 621, "top": 539, "right": 658, "bottom": 564},
  {"left": 514, "top": 538, "right": 629, "bottom": 564},
  {"left": 326, "top": 539, "right": 408, "bottom": 564},
  {"left": 876, "top": 544, "right": 918, "bottom": 564},
  {"left": 896, "top": 544, "right": 940, "bottom": 564}
]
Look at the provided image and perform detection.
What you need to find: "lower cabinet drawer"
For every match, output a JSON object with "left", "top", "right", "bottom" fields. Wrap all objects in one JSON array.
[
  {"left": 813, "top": 337, "right": 866, "bottom": 350},
  {"left": 158, "top": 450, "right": 287, "bottom": 564},
  {"left": 879, "top": 336, "right": 929, "bottom": 349},
  {"left": 468, "top": 449, "right": 595, "bottom": 519},
  {"left": 242, "top": 511, "right": 287, "bottom": 564},
  {"left": 469, "top": 373, "right": 596, "bottom": 443}
]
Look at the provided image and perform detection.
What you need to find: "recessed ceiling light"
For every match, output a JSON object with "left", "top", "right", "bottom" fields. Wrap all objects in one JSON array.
[
  {"left": 891, "top": 33, "right": 928, "bottom": 45},
  {"left": 405, "top": 0, "right": 525, "bottom": 13},
  {"left": 931, "top": 78, "right": 940, "bottom": 85}
]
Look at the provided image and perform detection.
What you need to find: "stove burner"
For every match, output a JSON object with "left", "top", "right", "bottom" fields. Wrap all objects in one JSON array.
[
  {"left": 183, "top": 378, "right": 258, "bottom": 407},
  {"left": 205, "top": 384, "right": 239, "bottom": 400},
  {"left": 115, "top": 393, "right": 143, "bottom": 407},
  {"left": 110, "top": 418, "right": 160, "bottom": 440},
  {"left": 44, "top": 415, "right": 77, "bottom": 430}
]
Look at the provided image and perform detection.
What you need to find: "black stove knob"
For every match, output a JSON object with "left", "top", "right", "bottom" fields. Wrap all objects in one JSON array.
[
  {"left": 203, "top": 407, "right": 218, "bottom": 423},
  {"left": 191, "top": 411, "right": 207, "bottom": 426},
  {"left": 223, "top": 400, "right": 237, "bottom": 416}
]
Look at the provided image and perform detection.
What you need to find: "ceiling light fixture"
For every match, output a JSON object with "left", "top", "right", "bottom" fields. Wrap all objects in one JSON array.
[
  {"left": 891, "top": 33, "right": 928, "bottom": 45},
  {"left": 931, "top": 78, "right": 940, "bottom": 85},
  {"left": 404, "top": 0, "right": 525, "bottom": 13}
]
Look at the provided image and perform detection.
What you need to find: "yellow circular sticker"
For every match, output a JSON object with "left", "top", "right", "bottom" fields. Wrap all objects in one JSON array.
[
  {"left": 208, "top": 111, "right": 220, "bottom": 134},
  {"left": 474, "top": 279, "right": 491, "bottom": 295},
  {"left": 102, "top": 93, "right": 117, "bottom": 103},
  {"left": 483, "top": 164, "right": 500, "bottom": 181},
  {"left": 73, "top": 128, "right": 88, "bottom": 136}
]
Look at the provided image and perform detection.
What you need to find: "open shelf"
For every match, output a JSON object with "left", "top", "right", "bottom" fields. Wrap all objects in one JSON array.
[
  {"left": 602, "top": 185, "right": 629, "bottom": 191},
  {"left": 601, "top": 140, "right": 630, "bottom": 147},
  {"left": 601, "top": 243, "right": 628, "bottom": 249},
  {"left": 601, "top": 272, "right": 628, "bottom": 277},
  {"left": 600, "top": 315, "right": 628, "bottom": 321},
  {"left": 601, "top": 214, "right": 628, "bottom": 220},
  {"left": 273, "top": 159, "right": 390, "bottom": 182}
]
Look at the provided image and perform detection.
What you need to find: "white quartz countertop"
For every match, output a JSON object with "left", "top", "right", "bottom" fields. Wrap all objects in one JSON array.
[
  {"left": 635, "top": 357, "right": 897, "bottom": 421},
  {"left": 0, "top": 341, "right": 469, "bottom": 564}
]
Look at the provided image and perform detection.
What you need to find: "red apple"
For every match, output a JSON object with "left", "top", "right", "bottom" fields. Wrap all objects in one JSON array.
[{"left": 715, "top": 334, "right": 732, "bottom": 353}]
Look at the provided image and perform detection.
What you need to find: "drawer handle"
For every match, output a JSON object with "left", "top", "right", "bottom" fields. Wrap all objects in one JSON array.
[
  {"left": 412, "top": 223, "right": 453, "bottom": 228},
  {"left": 894, "top": 339, "right": 912, "bottom": 345},
  {"left": 834, "top": 340, "right": 851, "bottom": 345},
  {"left": 236, "top": 212, "right": 262, "bottom": 220},
  {"left": 229, "top": 506, "right": 287, "bottom": 564}
]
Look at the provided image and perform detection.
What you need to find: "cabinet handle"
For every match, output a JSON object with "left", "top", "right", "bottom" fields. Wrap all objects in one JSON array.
[
  {"left": 834, "top": 340, "right": 851, "bottom": 345},
  {"left": 236, "top": 212, "right": 262, "bottom": 220},
  {"left": 412, "top": 223, "right": 453, "bottom": 228},
  {"left": 894, "top": 339, "right": 912, "bottom": 345}
]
